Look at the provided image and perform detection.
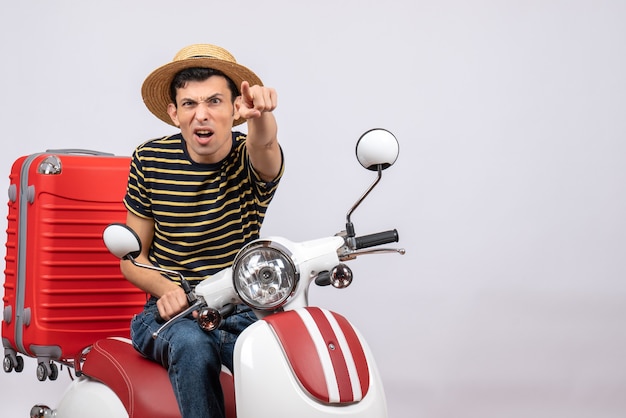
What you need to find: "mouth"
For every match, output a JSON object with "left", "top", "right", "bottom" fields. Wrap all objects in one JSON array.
[
  {"left": 194, "top": 129, "right": 215, "bottom": 144},
  {"left": 195, "top": 129, "right": 214, "bottom": 138}
]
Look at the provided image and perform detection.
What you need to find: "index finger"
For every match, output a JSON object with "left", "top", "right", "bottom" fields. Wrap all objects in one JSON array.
[{"left": 240, "top": 81, "right": 252, "bottom": 100}]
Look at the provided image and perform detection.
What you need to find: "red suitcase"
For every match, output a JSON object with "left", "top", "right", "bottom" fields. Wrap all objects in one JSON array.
[{"left": 2, "top": 150, "right": 147, "bottom": 380}]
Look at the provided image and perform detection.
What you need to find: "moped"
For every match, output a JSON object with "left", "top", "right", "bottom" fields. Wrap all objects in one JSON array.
[{"left": 30, "top": 128, "right": 404, "bottom": 418}]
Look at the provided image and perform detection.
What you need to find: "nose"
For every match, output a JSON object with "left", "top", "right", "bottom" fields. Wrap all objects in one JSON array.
[{"left": 195, "top": 103, "right": 211, "bottom": 121}]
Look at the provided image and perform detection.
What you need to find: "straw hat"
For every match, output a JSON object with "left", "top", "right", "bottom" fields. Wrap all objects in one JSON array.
[{"left": 141, "top": 44, "right": 263, "bottom": 126}]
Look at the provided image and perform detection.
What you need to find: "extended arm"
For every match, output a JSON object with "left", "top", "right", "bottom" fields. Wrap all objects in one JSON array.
[{"left": 236, "top": 81, "right": 282, "bottom": 181}]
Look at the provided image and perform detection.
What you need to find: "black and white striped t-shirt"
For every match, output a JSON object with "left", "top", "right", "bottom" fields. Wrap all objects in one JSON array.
[{"left": 124, "top": 131, "right": 283, "bottom": 284}]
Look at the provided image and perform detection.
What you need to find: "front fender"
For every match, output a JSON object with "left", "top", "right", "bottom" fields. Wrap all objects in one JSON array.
[{"left": 234, "top": 307, "right": 388, "bottom": 418}]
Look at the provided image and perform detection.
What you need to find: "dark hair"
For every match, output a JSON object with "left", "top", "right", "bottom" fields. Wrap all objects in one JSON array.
[{"left": 169, "top": 67, "right": 240, "bottom": 105}]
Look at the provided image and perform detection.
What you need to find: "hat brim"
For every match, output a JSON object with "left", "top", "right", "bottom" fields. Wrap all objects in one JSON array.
[{"left": 141, "top": 57, "right": 263, "bottom": 127}]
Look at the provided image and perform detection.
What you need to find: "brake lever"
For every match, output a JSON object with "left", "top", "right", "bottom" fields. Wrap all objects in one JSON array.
[
  {"left": 339, "top": 247, "right": 405, "bottom": 261},
  {"left": 152, "top": 299, "right": 205, "bottom": 339}
]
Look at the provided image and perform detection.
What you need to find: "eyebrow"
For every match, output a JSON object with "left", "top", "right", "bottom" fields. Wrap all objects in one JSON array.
[{"left": 179, "top": 93, "right": 224, "bottom": 104}]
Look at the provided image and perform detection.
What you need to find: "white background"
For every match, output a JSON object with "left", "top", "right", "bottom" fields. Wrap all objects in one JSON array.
[{"left": 1, "top": 1, "right": 625, "bottom": 417}]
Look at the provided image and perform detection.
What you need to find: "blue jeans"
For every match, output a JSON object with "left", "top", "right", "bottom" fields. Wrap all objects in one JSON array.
[{"left": 130, "top": 297, "right": 256, "bottom": 418}]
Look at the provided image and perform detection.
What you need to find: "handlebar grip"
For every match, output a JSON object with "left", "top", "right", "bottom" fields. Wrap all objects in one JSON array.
[{"left": 354, "top": 229, "right": 399, "bottom": 249}]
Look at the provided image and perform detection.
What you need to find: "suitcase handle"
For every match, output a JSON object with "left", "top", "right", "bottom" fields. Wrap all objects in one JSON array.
[{"left": 44, "top": 149, "right": 115, "bottom": 156}]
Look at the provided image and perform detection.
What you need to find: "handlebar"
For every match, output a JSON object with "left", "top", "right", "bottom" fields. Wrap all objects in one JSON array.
[{"left": 354, "top": 229, "right": 399, "bottom": 249}]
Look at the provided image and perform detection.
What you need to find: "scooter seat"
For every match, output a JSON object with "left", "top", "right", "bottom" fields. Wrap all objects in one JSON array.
[{"left": 81, "top": 337, "right": 236, "bottom": 418}]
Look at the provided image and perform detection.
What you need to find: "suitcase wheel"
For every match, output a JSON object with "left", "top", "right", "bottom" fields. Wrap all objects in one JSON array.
[
  {"left": 36, "top": 361, "right": 59, "bottom": 381},
  {"left": 3, "top": 354, "right": 24, "bottom": 373}
]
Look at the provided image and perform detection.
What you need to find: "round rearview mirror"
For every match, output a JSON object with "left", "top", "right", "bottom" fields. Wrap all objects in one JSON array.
[
  {"left": 355, "top": 129, "right": 399, "bottom": 171},
  {"left": 103, "top": 223, "right": 142, "bottom": 260}
]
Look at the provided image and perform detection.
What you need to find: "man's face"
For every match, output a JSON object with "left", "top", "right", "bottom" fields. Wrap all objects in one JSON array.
[{"left": 167, "top": 75, "right": 239, "bottom": 164}]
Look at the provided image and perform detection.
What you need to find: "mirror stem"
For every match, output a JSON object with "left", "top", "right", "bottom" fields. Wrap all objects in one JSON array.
[
  {"left": 125, "top": 255, "right": 197, "bottom": 304},
  {"left": 345, "top": 164, "right": 383, "bottom": 238}
]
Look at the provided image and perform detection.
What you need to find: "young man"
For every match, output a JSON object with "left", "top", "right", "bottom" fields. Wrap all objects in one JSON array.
[{"left": 122, "top": 44, "right": 283, "bottom": 418}]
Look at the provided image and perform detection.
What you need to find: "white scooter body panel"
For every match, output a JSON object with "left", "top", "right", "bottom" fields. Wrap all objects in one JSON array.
[
  {"left": 234, "top": 314, "right": 388, "bottom": 418},
  {"left": 53, "top": 376, "right": 128, "bottom": 417}
]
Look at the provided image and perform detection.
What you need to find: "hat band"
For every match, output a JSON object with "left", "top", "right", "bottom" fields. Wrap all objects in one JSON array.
[{"left": 189, "top": 54, "right": 215, "bottom": 59}]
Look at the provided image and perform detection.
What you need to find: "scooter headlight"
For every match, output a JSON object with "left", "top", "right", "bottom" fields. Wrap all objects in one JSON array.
[{"left": 233, "top": 240, "right": 298, "bottom": 310}]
